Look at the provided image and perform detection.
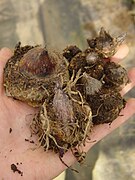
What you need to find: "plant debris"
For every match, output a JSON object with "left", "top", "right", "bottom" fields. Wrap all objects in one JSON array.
[{"left": 4, "top": 28, "right": 129, "bottom": 163}]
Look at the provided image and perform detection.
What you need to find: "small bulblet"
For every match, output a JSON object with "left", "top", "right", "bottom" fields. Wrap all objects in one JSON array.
[
  {"left": 4, "top": 43, "right": 69, "bottom": 107},
  {"left": 63, "top": 45, "right": 82, "bottom": 62},
  {"left": 103, "top": 61, "right": 129, "bottom": 89},
  {"left": 33, "top": 86, "right": 93, "bottom": 159},
  {"left": 18, "top": 47, "right": 55, "bottom": 77},
  {"left": 80, "top": 72, "right": 102, "bottom": 96},
  {"left": 87, "top": 89, "right": 126, "bottom": 124},
  {"left": 87, "top": 27, "right": 126, "bottom": 58}
]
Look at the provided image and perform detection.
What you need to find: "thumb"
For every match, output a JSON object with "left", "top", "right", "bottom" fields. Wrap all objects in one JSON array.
[{"left": 0, "top": 47, "right": 13, "bottom": 93}]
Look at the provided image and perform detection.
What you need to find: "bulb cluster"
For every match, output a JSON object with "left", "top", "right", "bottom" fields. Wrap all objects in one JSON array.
[{"left": 3, "top": 28, "right": 129, "bottom": 162}]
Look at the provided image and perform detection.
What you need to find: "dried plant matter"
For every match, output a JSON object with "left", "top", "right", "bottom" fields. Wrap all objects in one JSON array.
[{"left": 3, "top": 28, "right": 129, "bottom": 163}]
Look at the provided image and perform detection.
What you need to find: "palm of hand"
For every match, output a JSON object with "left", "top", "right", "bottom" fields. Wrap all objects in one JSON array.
[
  {"left": 0, "top": 47, "right": 135, "bottom": 180},
  {"left": 1, "top": 90, "right": 71, "bottom": 179},
  {"left": 0, "top": 93, "right": 43, "bottom": 177},
  {"left": 0, "top": 49, "right": 85, "bottom": 180}
]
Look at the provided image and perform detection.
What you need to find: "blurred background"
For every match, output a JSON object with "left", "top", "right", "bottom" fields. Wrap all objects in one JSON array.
[{"left": 0, "top": 0, "right": 135, "bottom": 179}]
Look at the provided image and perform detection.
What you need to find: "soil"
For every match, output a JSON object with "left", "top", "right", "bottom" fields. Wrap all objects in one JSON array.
[
  {"left": 9, "top": 128, "right": 12, "bottom": 133},
  {"left": 11, "top": 163, "right": 23, "bottom": 176},
  {"left": 25, "top": 138, "right": 35, "bottom": 144}
]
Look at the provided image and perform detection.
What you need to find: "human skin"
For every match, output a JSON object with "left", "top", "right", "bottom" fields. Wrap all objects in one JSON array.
[{"left": 0, "top": 45, "right": 135, "bottom": 180}]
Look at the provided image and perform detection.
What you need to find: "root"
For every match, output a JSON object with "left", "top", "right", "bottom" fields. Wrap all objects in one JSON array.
[
  {"left": 80, "top": 105, "right": 93, "bottom": 144},
  {"left": 34, "top": 102, "right": 69, "bottom": 151},
  {"left": 82, "top": 120, "right": 92, "bottom": 145},
  {"left": 64, "top": 69, "right": 84, "bottom": 106},
  {"left": 59, "top": 155, "right": 79, "bottom": 173},
  {"left": 49, "top": 134, "right": 68, "bottom": 151},
  {"left": 40, "top": 85, "right": 50, "bottom": 97},
  {"left": 71, "top": 148, "right": 86, "bottom": 163},
  {"left": 92, "top": 104, "right": 103, "bottom": 117}
]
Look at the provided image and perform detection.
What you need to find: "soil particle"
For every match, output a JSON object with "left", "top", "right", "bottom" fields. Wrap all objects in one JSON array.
[
  {"left": 25, "top": 138, "right": 35, "bottom": 144},
  {"left": 24, "top": 138, "right": 29, "bottom": 142},
  {"left": 9, "top": 128, "right": 12, "bottom": 134},
  {"left": 11, "top": 163, "right": 23, "bottom": 176}
]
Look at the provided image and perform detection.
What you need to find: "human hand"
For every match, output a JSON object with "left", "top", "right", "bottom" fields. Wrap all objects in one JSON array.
[{"left": 0, "top": 45, "right": 135, "bottom": 180}]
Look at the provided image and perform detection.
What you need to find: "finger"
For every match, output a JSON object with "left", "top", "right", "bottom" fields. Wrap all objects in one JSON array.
[
  {"left": 121, "top": 67, "right": 135, "bottom": 96},
  {"left": 0, "top": 47, "right": 12, "bottom": 66},
  {"left": 0, "top": 48, "right": 12, "bottom": 93},
  {"left": 111, "top": 44, "right": 129, "bottom": 62},
  {"left": 84, "top": 98, "right": 135, "bottom": 151}
]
